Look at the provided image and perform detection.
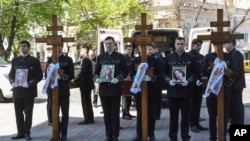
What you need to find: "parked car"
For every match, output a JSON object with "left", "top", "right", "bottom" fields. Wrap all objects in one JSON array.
[{"left": 0, "top": 57, "right": 12, "bottom": 100}]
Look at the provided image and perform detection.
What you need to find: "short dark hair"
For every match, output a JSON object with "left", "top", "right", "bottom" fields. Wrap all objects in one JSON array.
[
  {"left": 228, "top": 39, "right": 236, "bottom": 46},
  {"left": 80, "top": 44, "right": 90, "bottom": 53},
  {"left": 192, "top": 39, "right": 203, "bottom": 45},
  {"left": 175, "top": 37, "right": 185, "bottom": 43},
  {"left": 125, "top": 43, "right": 132, "bottom": 49},
  {"left": 105, "top": 36, "right": 115, "bottom": 43},
  {"left": 20, "top": 40, "right": 30, "bottom": 48},
  {"left": 152, "top": 42, "right": 158, "bottom": 48}
]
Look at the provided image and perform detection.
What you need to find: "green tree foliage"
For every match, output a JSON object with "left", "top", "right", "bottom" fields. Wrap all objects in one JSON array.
[
  {"left": 63, "top": 0, "right": 146, "bottom": 49},
  {"left": 0, "top": 0, "right": 65, "bottom": 60},
  {"left": 0, "top": 0, "right": 146, "bottom": 60}
]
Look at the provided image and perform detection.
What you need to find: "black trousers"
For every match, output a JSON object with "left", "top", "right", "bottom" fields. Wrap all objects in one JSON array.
[
  {"left": 190, "top": 87, "right": 203, "bottom": 126},
  {"left": 206, "top": 93, "right": 230, "bottom": 140},
  {"left": 155, "top": 87, "right": 162, "bottom": 118},
  {"left": 168, "top": 98, "right": 190, "bottom": 141},
  {"left": 13, "top": 97, "right": 34, "bottom": 135},
  {"left": 58, "top": 96, "right": 69, "bottom": 137},
  {"left": 122, "top": 96, "right": 132, "bottom": 116},
  {"left": 47, "top": 94, "right": 52, "bottom": 123},
  {"left": 47, "top": 94, "right": 69, "bottom": 137},
  {"left": 134, "top": 95, "right": 156, "bottom": 138},
  {"left": 80, "top": 89, "right": 94, "bottom": 121},
  {"left": 230, "top": 88, "right": 244, "bottom": 125},
  {"left": 100, "top": 96, "right": 121, "bottom": 139}
]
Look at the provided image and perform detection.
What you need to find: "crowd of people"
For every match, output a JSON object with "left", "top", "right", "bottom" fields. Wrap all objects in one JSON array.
[{"left": 8, "top": 37, "right": 246, "bottom": 141}]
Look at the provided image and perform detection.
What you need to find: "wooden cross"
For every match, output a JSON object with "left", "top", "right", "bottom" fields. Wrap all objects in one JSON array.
[
  {"left": 198, "top": 9, "right": 244, "bottom": 141},
  {"left": 36, "top": 15, "right": 74, "bottom": 141},
  {"left": 124, "top": 13, "right": 165, "bottom": 141}
]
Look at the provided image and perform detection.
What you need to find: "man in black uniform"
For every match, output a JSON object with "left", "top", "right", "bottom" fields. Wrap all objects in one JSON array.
[
  {"left": 188, "top": 39, "right": 207, "bottom": 132},
  {"left": 202, "top": 45, "right": 234, "bottom": 141},
  {"left": 152, "top": 42, "right": 164, "bottom": 120},
  {"left": 224, "top": 39, "right": 246, "bottom": 125},
  {"left": 94, "top": 36, "right": 128, "bottom": 141},
  {"left": 163, "top": 37, "right": 198, "bottom": 141},
  {"left": 132, "top": 45, "right": 160, "bottom": 141},
  {"left": 46, "top": 44, "right": 74, "bottom": 141},
  {"left": 73, "top": 44, "right": 94, "bottom": 124},
  {"left": 122, "top": 43, "right": 135, "bottom": 120},
  {"left": 9, "top": 40, "right": 43, "bottom": 140}
]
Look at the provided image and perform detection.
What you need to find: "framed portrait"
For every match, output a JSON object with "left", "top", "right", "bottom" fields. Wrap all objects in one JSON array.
[
  {"left": 172, "top": 65, "right": 186, "bottom": 83},
  {"left": 15, "top": 69, "right": 28, "bottom": 87},
  {"left": 100, "top": 64, "right": 115, "bottom": 82}
]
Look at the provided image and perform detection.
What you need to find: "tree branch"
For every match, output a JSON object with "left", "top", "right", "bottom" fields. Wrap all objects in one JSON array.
[
  {"left": 232, "top": 6, "right": 250, "bottom": 33},
  {"left": 193, "top": 0, "right": 206, "bottom": 28}
]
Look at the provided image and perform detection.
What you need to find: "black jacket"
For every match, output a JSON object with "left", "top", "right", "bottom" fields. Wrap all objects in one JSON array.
[
  {"left": 74, "top": 56, "right": 94, "bottom": 91},
  {"left": 9, "top": 54, "right": 43, "bottom": 98},
  {"left": 94, "top": 51, "right": 128, "bottom": 97},
  {"left": 188, "top": 50, "right": 204, "bottom": 79},
  {"left": 130, "top": 55, "right": 160, "bottom": 97},
  {"left": 153, "top": 52, "right": 165, "bottom": 86},
  {"left": 202, "top": 52, "right": 235, "bottom": 94},
  {"left": 188, "top": 50, "right": 205, "bottom": 90},
  {"left": 163, "top": 52, "right": 199, "bottom": 98},
  {"left": 227, "top": 48, "right": 246, "bottom": 90},
  {"left": 124, "top": 54, "right": 134, "bottom": 72},
  {"left": 46, "top": 55, "right": 74, "bottom": 97}
]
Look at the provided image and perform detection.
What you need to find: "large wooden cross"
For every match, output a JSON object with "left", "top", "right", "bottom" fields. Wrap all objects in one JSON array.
[
  {"left": 124, "top": 13, "right": 165, "bottom": 140},
  {"left": 36, "top": 15, "right": 74, "bottom": 141},
  {"left": 198, "top": 9, "right": 244, "bottom": 141}
]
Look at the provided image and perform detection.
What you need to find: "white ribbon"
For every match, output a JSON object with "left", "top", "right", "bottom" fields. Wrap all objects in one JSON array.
[
  {"left": 204, "top": 58, "right": 227, "bottom": 97},
  {"left": 42, "top": 63, "right": 60, "bottom": 94},
  {"left": 130, "top": 63, "right": 148, "bottom": 94}
]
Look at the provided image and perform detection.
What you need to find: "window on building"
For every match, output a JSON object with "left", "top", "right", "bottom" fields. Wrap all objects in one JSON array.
[
  {"left": 244, "top": 33, "right": 249, "bottom": 43},
  {"left": 186, "top": 23, "right": 192, "bottom": 34}
]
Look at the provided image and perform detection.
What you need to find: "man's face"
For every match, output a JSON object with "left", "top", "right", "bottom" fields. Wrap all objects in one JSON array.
[
  {"left": 223, "top": 42, "right": 234, "bottom": 52},
  {"left": 19, "top": 43, "right": 30, "bottom": 54},
  {"left": 88, "top": 50, "right": 95, "bottom": 59},
  {"left": 80, "top": 47, "right": 87, "bottom": 56},
  {"left": 125, "top": 46, "right": 133, "bottom": 56},
  {"left": 114, "top": 44, "right": 118, "bottom": 52},
  {"left": 154, "top": 47, "right": 159, "bottom": 53},
  {"left": 105, "top": 39, "right": 115, "bottom": 52},
  {"left": 147, "top": 46, "right": 155, "bottom": 55},
  {"left": 174, "top": 39, "right": 185, "bottom": 53},
  {"left": 57, "top": 45, "right": 63, "bottom": 55},
  {"left": 192, "top": 42, "right": 202, "bottom": 52}
]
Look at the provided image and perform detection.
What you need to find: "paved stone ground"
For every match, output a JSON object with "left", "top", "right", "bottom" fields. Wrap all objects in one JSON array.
[{"left": 0, "top": 73, "right": 250, "bottom": 141}]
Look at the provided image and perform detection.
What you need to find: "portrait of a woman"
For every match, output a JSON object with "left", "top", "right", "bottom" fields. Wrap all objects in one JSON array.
[
  {"left": 101, "top": 65, "right": 114, "bottom": 82},
  {"left": 173, "top": 69, "right": 186, "bottom": 82},
  {"left": 15, "top": 69, "right": 28, "bottom": 87}
]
